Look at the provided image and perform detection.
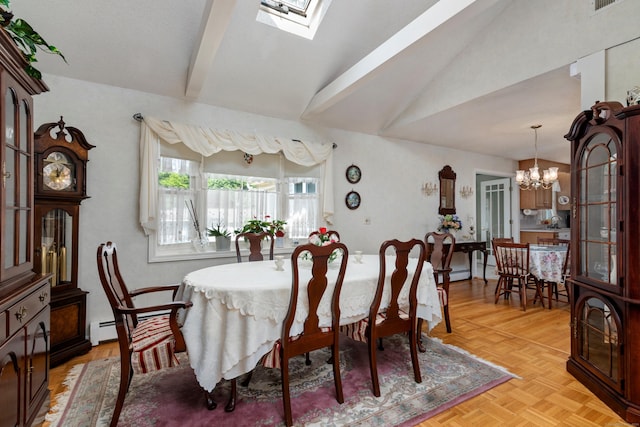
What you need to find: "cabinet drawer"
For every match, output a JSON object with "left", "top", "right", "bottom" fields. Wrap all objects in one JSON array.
[{"left": 7, "top": 284, "right": 50, "bottom": 338}]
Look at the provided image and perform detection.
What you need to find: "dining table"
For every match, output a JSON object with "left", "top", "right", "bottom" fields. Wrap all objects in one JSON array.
[
  {"left": 529, "top": 244, "right": 569, "bottom": 308},
  {"left": 175, "top": 254, "right": 441, "bottom": 393}
]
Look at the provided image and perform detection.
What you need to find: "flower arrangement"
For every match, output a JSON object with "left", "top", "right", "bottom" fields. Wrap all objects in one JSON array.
[
  {"left": 237, "top": 215, "right": 287, "bottom": 237},
  {"left": 438, "top": 214, "right": 462, "bottom": 233},
  {"left": 304, "top": 227, "right": 340, "bottom": 263},
  {"left": 269, "top": 218, "right": 287, "bottom": 237}
]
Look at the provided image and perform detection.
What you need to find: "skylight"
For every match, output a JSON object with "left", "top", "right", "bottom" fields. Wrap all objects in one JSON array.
[{"left": 257, "top": 0, "right": 332, "bottom": 40}]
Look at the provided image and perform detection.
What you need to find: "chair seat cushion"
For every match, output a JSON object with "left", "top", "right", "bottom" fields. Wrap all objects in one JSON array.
[
  {"left": 339, "top": 309, "right": 410, "bottom": 343},
  {"left": 131, "top": 314, "right": 180, "bottom": 374},
  {"left": 261, "top": 327, "right": 332, "bottom": 369}
]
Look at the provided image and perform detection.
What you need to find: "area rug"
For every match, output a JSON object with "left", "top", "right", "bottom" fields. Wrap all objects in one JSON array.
[{"left": 46, "top": 335, "right": 515, "bottom": 427}]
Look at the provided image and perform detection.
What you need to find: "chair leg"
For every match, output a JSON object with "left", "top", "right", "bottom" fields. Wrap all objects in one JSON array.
[
  {"left": 520, "top": 278, "right": 527, "bottom": 311},
  {"left": 240, "top": 370, "right": 253, "bottom": 387},
  {"left": 367, "top": 335, "right": 381, "bottom": 397},
  {"left": 443, "top": 304, "right": 452, "bottom": 333},
  {"left": 281, "top": 359, "right": 293, "bottom": 427},
  {"left": 408, "top": 324, "right": 422, "bottom": 385},
  {"left": 417, "top": 319, "right": 426, "bottom": 352},
  {"left": 225, "top": 378, "right": 237, "bottom": 412},
  {"left": 111, "top": 356, "right": 131, "bottom": 427},
  {"left": 331, "top": 344, "right": 344, "bottom": 403}
]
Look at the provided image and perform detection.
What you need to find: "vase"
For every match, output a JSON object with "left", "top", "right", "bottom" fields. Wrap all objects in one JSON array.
[{"left": 215, "top": 237, "right": 231, "bottom": 251}]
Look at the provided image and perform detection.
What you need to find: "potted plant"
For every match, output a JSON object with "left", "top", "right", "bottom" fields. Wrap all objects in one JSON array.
[
  {"left": 207, "top": 221, "right": 231, "bottom": 251},
  {"left": 269, "top": 219, "right": 287, "bottom": 247},
  {"left": 0, "top": 0, "right": 67, "bottom": 79}
]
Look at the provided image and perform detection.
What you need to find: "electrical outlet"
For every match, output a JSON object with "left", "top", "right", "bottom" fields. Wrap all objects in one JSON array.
[{"left": 364, "top": 217, "right": 371, "bottom": 225}]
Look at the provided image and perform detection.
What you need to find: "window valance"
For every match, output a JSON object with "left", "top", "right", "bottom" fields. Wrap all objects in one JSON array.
[{"left": 139, "top": 116, "right": 335, "bottom": 235}]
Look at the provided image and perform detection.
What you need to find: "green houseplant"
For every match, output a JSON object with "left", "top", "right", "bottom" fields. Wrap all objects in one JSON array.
[
  {"left": 0, "top": 0, "right": 66, "bottom": 79},
  {"left": 207, "top": 221, "right": 231, "bottom": 251}
]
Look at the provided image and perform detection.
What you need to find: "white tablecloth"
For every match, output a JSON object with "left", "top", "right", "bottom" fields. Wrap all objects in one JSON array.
[
  {"left": 176, "top": 254, "right": 441, "bottom": 392},
  {"left": 529, "top": 245, "right": 568, "bottom": 282}
]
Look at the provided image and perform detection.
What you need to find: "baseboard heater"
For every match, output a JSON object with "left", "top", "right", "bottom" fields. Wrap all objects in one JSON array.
[{"left": 90, "top": 311, "right": 167, "bottom": 346}]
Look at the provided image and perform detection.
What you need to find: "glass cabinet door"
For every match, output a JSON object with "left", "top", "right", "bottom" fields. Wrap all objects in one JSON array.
[
  {"left": 2, "top": 84, "right": 34, "bottom": 284},
  {"left": 578, "top": 131, "right": 619, "bottom": 288},
  {"left": 576, "top": 295, "right": 623, "bottom": 392}
]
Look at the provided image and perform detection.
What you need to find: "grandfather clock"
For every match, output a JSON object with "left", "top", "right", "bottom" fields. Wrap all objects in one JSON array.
[{"left": 34, "top": 117, "right": 94, "bottom": 366}]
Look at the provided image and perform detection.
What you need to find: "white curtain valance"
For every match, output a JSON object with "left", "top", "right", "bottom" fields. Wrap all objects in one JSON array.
[{"left": 139, "top": 116, "right": 335, "bottom": 235}]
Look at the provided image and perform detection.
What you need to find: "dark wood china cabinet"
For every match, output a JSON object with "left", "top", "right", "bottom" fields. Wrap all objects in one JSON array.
[
  {"left": 0, "top": 29, "right": 51, "bottom": 427},
  {"left": 565, "top": 101, "right": 640, "bottom": 423}
]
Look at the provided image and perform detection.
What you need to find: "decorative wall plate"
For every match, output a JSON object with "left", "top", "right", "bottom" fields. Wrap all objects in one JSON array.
[
  {"left": 346, "top": 164, "right": 361, "bottom": 184},
  {"left": 558, "top": 195, "right": 570, "bottom": 205},
  {"left": 345, "top": 190, "right": 361, "bottom": 209}
]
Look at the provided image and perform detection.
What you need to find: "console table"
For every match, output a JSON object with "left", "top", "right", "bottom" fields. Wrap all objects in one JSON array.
[{"left": 427, "top": 240, "right": 488, "bottom": 284}]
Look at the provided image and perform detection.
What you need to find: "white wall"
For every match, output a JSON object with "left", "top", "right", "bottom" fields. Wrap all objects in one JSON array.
[{"left": 33, "top": 75, "right": 515, "bottom": 339}]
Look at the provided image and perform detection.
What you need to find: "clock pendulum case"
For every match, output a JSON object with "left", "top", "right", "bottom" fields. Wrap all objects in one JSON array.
[{"left": 34, "top": 117, "right": 95, "bottom": 366}]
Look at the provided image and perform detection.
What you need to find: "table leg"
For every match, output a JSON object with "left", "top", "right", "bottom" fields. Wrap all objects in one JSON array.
[
  {"left": 467, "top": 251, "right": 473, "bottom": 281},
  {"left": 482, "top": 250, "right": 488, "bottom": 284}
]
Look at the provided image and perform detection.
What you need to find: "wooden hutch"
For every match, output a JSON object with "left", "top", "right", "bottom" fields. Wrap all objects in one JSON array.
[
  {"left": 565, "top": 101, "right": 640, "bottom": 423},
  {"left": 0, "top": 29, "right": 51, "bottom": 427}
]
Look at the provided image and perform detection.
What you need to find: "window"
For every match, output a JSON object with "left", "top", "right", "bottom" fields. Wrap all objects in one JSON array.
[
  {"left": 257, "top": 0, "right": 332, "bottom": 40},
  {"left": 152, "top": 151, "right": 320, "bottom": 261}
]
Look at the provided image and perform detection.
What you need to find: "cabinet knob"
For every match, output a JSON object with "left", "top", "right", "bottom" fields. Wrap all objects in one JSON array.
[
  {"left": 39, "top": 291, "right": 48, "bottom": 303},
  {"left": 15, "top": 306, "right": 27, "bottom": 322}
]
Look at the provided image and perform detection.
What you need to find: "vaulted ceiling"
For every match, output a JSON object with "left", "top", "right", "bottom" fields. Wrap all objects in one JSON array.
[{"left": 12, "top": 0, "right": 640, "bottom": 164}]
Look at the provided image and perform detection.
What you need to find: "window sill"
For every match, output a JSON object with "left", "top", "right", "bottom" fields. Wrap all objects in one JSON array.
[{"left": 148, "top": 243, "right": 296, "bottom": 263}]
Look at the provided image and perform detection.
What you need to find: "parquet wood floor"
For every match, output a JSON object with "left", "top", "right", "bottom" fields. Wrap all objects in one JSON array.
[{"left": 44, "top": 278, "right": 633, "bottom": 426}]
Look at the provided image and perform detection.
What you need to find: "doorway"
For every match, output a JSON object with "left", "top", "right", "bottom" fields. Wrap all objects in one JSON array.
[{"left": 478, "top": 175, "right": 512, "bottom": 266}]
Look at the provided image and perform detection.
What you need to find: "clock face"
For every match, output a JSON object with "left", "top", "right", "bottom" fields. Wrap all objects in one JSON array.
[{"left": 43, "top": 151, "right": 75, "bottom": 191}]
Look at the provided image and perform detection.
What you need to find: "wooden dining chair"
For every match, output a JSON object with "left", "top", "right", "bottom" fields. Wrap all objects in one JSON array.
[
  {"left": 493, "top": 241, "right": 544, "bottom": 311},
  {"left": 257, "top": 241, "right": 348, "bottom": 426},
  {"left": 423, "top": 231, "right": 455, "bottom": 334},
  {"left": 96, "top": 242, "right": 192, "bottom": 427},
  {"left": 235, "top": 231, "right": 274, "bottom": 262},
  {"left": 340, "top": 239, "right": 425, "bottom": 397}
]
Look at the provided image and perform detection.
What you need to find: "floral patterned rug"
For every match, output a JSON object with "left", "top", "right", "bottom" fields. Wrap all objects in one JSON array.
[{"left": 46, "top": 335, "right": 514, "bottom": 427}]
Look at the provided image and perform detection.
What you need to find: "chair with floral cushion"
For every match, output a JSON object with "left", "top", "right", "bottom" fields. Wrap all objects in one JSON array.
[
  {"left": 256, "top": 241, "right": 348, "bottom": 426},
  {"left": 96, "top": 242, "right": 193, "bottom": 427},
  {"left": 340, "top": 238, "right": 425, "bottom": 397},
  {"left": 235, "top": 231, "right": 274, "bottom": 262}
]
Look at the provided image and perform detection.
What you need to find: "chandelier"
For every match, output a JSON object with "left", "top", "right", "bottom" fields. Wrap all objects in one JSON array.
[{"left": 515, "top": 125, "right": 558, "bottom": 190}]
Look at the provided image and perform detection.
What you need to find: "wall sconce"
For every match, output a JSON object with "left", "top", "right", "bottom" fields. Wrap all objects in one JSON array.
[
  {"left": 422, "top": 182, "right": 438, "bottom": 196},
  {"left": 459, "top": 185, "right": 474, "bottom": 199}
]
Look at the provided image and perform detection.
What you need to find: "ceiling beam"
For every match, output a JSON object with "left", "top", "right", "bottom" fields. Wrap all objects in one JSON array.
[
  {"left": 185, "top": 0, "right": 237, "bottom": 99},
  {"left": 301, "top": 0, "right": 491, "bottom": 119}
]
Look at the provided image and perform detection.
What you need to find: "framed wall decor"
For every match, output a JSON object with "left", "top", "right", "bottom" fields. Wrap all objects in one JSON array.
[
  {"left": 346, "top": 164, "right": 361, "bottom": 184},
  {"left": 345, "top": 190, "right": 361, "bottom": 209}
]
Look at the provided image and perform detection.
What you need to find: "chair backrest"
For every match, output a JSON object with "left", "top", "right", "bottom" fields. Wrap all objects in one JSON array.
[
  {"left": 491, "top": 237, "right": 515, "bottom": 269},
  {"left": 235, "top": 231, "right": 274, "bottom": 262},
  {"left": 425, "top": 232, "right": 455, "bottom": 274},
  {"left": 282, "top": 242, "right": 349, "bottom": 345},
  {"left": 494, "top": 242, "right": 530, "bottom": 278},
  {"left": 97, "top": 242, "right": 137, "bottom": 343},
  {"left": 308, "top": 230, "right": 340, "bottom": 242},
  {"left": 369, "top": 239, "right": 426, "bottom": 324}
]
